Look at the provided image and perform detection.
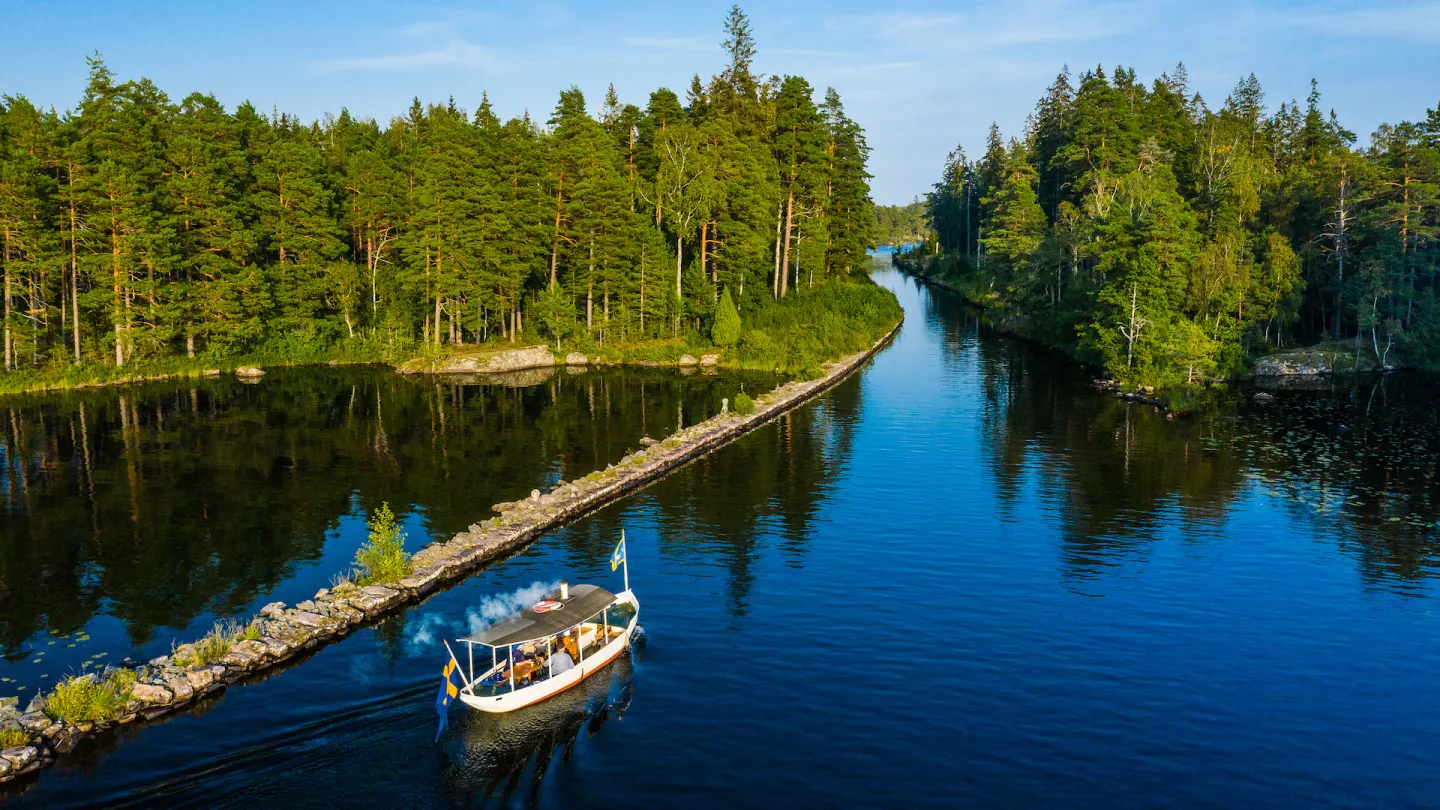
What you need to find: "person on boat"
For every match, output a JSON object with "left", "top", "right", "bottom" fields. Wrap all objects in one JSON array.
[{"left": 549, "top": 638, "right": 575, "bottom": 676}]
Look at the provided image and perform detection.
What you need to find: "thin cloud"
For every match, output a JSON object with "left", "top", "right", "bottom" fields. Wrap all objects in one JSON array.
[
  {"left": 311, "top": 40, "right": 491, "bottom": 73},
  {"left": 826, "top": 61, "right": 918, "bottom": 76},
  {"left": 625, "top": 36, "right": 714, "bottom": 52}
]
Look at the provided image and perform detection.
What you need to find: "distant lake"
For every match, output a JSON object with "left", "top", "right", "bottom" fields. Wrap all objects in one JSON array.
[{"left": 7, "top": 266, "right": 1440, "bottom": 807}]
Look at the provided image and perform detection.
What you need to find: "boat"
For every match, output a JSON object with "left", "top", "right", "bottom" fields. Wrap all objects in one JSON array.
[{"left": 437, "top": 533, "right": 639, "bottom": 716}]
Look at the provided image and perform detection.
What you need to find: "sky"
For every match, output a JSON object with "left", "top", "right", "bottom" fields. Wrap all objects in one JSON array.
[{"left": 3, "top": 0, "right": 1438, "bottom": 205}]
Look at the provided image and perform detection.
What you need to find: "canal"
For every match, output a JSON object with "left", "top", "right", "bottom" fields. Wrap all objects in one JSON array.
[{"left": 7, "top": 265, "right": 1440, "bottom": 807}]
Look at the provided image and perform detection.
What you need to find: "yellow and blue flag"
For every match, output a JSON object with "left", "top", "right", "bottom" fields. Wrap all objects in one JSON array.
[
  {"left": 610, "top": 534, "right": 626, "bottom": 572},
  {"left": 434, "top": 651, "right": 461, "bottom": 742}
]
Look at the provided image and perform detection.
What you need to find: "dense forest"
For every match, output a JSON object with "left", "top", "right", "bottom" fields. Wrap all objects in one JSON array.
[
  {"left": 0, "top": 7, "right": 880, "bottom": 377},
  {"left": 905, "top": 64, "right": 1440, "bottom": 385},
  {"left": 873, "top": 199, "right": 926, "bottom": 246}
]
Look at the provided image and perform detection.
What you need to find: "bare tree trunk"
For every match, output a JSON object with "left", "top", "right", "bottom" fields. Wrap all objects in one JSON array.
[
  {"left": 69, "top": 171, "right": 82, "bottom": 364},
  {"left": 112, "top": 219, "right": 124, "bottom": 367},
  {"left": 780, "top": 191, "right": 794, "bottom": 298},
  {"left": 1332, "top": 164, "right": 1349, "bottom": 339},
  {"left": 772, "top": 201, "right": 782, "bottom": 299},
  {"left": 3, "top": 227, "right": 11, "bottom": 371},
  {"left": 586, "top": 235, "right": 594, "bottom": 331}
]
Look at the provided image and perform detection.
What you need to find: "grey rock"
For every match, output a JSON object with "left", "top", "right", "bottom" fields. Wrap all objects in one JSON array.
[
  {"left": 185, "top": 668, "right": 216, "bottom": 691},
  {"left": 19, "top": 713, "right": 50, "bottom": 734},
  {"left": 296, "top": 600, "right": 317, "bottom": 612},
  {"left": 678, "top": 354, "right": 698, "bottom": 366},
  {"left": 166, "top": 676, "right": 195, "bottom": 703},
  {"left": 564, "top": 352, "right": 588, "bottom": 366},
  {"left": 700, "top": 354, "right": 719, "bottom": 366},
  {"left": 1253, "top": 392, "right": 1275, "bottom": 403},
  {"left": 130, "top": 683, "right": 173, "bottom": 705},
  {"left": 3, "top": 746, "right": 37, "bottom": 768},
  {"left": 287, "top": 611, "right": 328, "bottom": 628},
  {"left": 398, "top": 345, "right": 555, "bottom": 375},
  {"left": 234, "top": 366, "right": 265, "bottom": 378}
]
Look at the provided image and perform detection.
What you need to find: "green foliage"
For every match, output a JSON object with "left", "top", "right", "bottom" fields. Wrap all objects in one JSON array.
[
  {"left": 0, "top": 8, "right": 880, "bottom": 392},
  {"left": 874, "top": 199, "right": 929, "bottom": 246},
  {"left": 353, "top": 502, "right": 411, "bottom": 586},
  {"left": 916, "top": 63, "right": 1440, "bottom": 384},
  {"left": 711, "top": 288, "right": 741, "bottom": 346},
  {"left": 733, "top": 391, "right": 756, "bottom": 414},
  {"left": 731, "top": 279, "right": 901, "bottom": 373},
  {"left": 0, "top": 727, "right": 29, "bottom": 748},
  {"left": 44, "top": 669, "right": 135, "bottom": 725}
]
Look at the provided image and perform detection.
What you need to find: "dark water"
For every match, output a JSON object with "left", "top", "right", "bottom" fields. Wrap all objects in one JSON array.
[
  {"left": 7, "top": 268, "right": 1440, "bottom": 807},
  {"left": 0, "top": 365, "right": 773, "bottom": 698}
]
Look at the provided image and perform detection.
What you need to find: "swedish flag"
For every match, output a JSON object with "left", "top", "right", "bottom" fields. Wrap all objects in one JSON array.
[
  {"left": 610, "top": 534, "right": 626, "bottom": 572},
  {"left": 434, "top": 651, "right": 461, "bottom": 742}
]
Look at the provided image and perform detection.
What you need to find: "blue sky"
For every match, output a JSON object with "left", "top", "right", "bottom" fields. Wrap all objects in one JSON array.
[{"left": 4, "top": 0, "right": 1438, "bottom": 204}]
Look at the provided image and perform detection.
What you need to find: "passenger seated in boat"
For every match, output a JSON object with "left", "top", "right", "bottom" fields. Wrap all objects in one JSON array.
[{"left": 550, "top": 642, "right": 575, "bottom": 676}]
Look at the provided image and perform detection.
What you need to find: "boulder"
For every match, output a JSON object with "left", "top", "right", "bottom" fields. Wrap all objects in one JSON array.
[
  {"left": 130, "top": 683, "right": 173, "bottom": 705},
  {"left": 234, "top": 366, "right": 265, "bottom": 378},
  {"left": 699, "top": 354, "right": 719, "bottom": 366},
  {"left": 165, "top": 676, "right": 195, "bottom": 703},
  {"left": 639, "top": 436, "right": 659, "bottom": 447},
  {"left": 260, "top": 602, "right": 286, "bottom": 619},
  {"left": 564, "top": 352, "right": 588, "bottom": 366},
  {"left": 2, "top": 746, "right": 37, "bottom": 769},
  {"left": 185, "top": 668, "right": 216, "bottom": 692},
  {"left": 1253, "top": 392, "right": 1275, "bottom": 403},
  {"left": 678, "top": 354, "right": 698, "bottom": 366},
  {"left": 287, "top": 611, "right": 328, "bottom": 629},
  {"left": 18, "top": 713, "right": 50, "bottom": 734},
  {"left": 202, "top": 369, "right": 221, "bottom": 377}
]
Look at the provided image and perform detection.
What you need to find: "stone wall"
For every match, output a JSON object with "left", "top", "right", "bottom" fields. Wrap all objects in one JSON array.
[{"left": 0, "top": 317, "right": 901, "bottom": 787}]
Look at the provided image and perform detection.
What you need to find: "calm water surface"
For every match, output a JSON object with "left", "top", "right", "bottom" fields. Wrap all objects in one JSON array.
[{"left": 6, "top": 266, "right": 1440, "bottom": 807}]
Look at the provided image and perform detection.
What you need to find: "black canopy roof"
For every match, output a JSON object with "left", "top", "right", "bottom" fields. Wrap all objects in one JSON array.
[{"left": 462, "top": 584, "right": 617, "bottom": 647}]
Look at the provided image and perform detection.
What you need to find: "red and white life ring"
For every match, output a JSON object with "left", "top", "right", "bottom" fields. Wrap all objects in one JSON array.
[{"left": 532, "top": 600, "right": 565, "bottom": 613}]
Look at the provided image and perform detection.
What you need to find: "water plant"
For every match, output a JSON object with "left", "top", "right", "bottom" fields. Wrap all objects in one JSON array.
[{"left": 352, "top": 502, "right": 412, "bottom": 586}]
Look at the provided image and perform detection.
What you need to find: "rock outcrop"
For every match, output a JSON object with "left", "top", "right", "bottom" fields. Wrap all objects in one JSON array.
[
  {"left": 234, "top": 366, "right": 265, "bottom": 378},
  {"left": 396, "top": 345, "right": 555, "bottom": 375}
]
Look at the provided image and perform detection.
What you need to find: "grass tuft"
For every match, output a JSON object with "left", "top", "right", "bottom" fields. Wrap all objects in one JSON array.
[
  {"left": 44, "top": 669, "right": 135, "bottom": 725},
  {"left": 0, "top": 727, "right": 29, "bottom": 748}
]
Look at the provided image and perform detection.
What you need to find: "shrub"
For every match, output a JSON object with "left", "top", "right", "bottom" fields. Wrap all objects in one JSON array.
[
  {"left": 44, "top": 669, "right": 135, "bottom": 725},
  {"left": 711, "top": 288, "right": 741, "bottom": 346},
  {"left": 733, "top": 392, "right": 756, "bottom": 415},
  {"left": 0, "top": 727, "right": 29, "bottom": 748},
  {"left": 353, "top": 502, "right": 412, "bottom": 586}
]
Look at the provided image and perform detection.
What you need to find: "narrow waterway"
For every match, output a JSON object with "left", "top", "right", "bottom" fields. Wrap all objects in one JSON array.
[
  {"left": 0, "top": 365, "right": 773, "bottom": 699},
  {"left": 8, "top": 266, "right": 1440, "bottom": 807}
]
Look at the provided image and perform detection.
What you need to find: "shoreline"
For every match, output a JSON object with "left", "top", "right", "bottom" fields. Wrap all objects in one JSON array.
[{"left": 0, "top": 316, "right": 902, "bottom": 789}]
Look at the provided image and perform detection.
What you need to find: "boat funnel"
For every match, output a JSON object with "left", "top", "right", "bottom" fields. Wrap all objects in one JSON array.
[{"left": 560, "top": 580, "right": 569, "bottom": 600}]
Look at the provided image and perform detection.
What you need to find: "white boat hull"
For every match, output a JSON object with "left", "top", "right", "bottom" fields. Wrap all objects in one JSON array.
[{"left": 459, "top": 590, "right": 639, "bottom": 713}]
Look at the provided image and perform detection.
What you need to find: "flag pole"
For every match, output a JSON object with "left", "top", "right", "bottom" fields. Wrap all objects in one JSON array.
[{"left": 622, "top": 529, "right": 630, "bottom": 593}]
